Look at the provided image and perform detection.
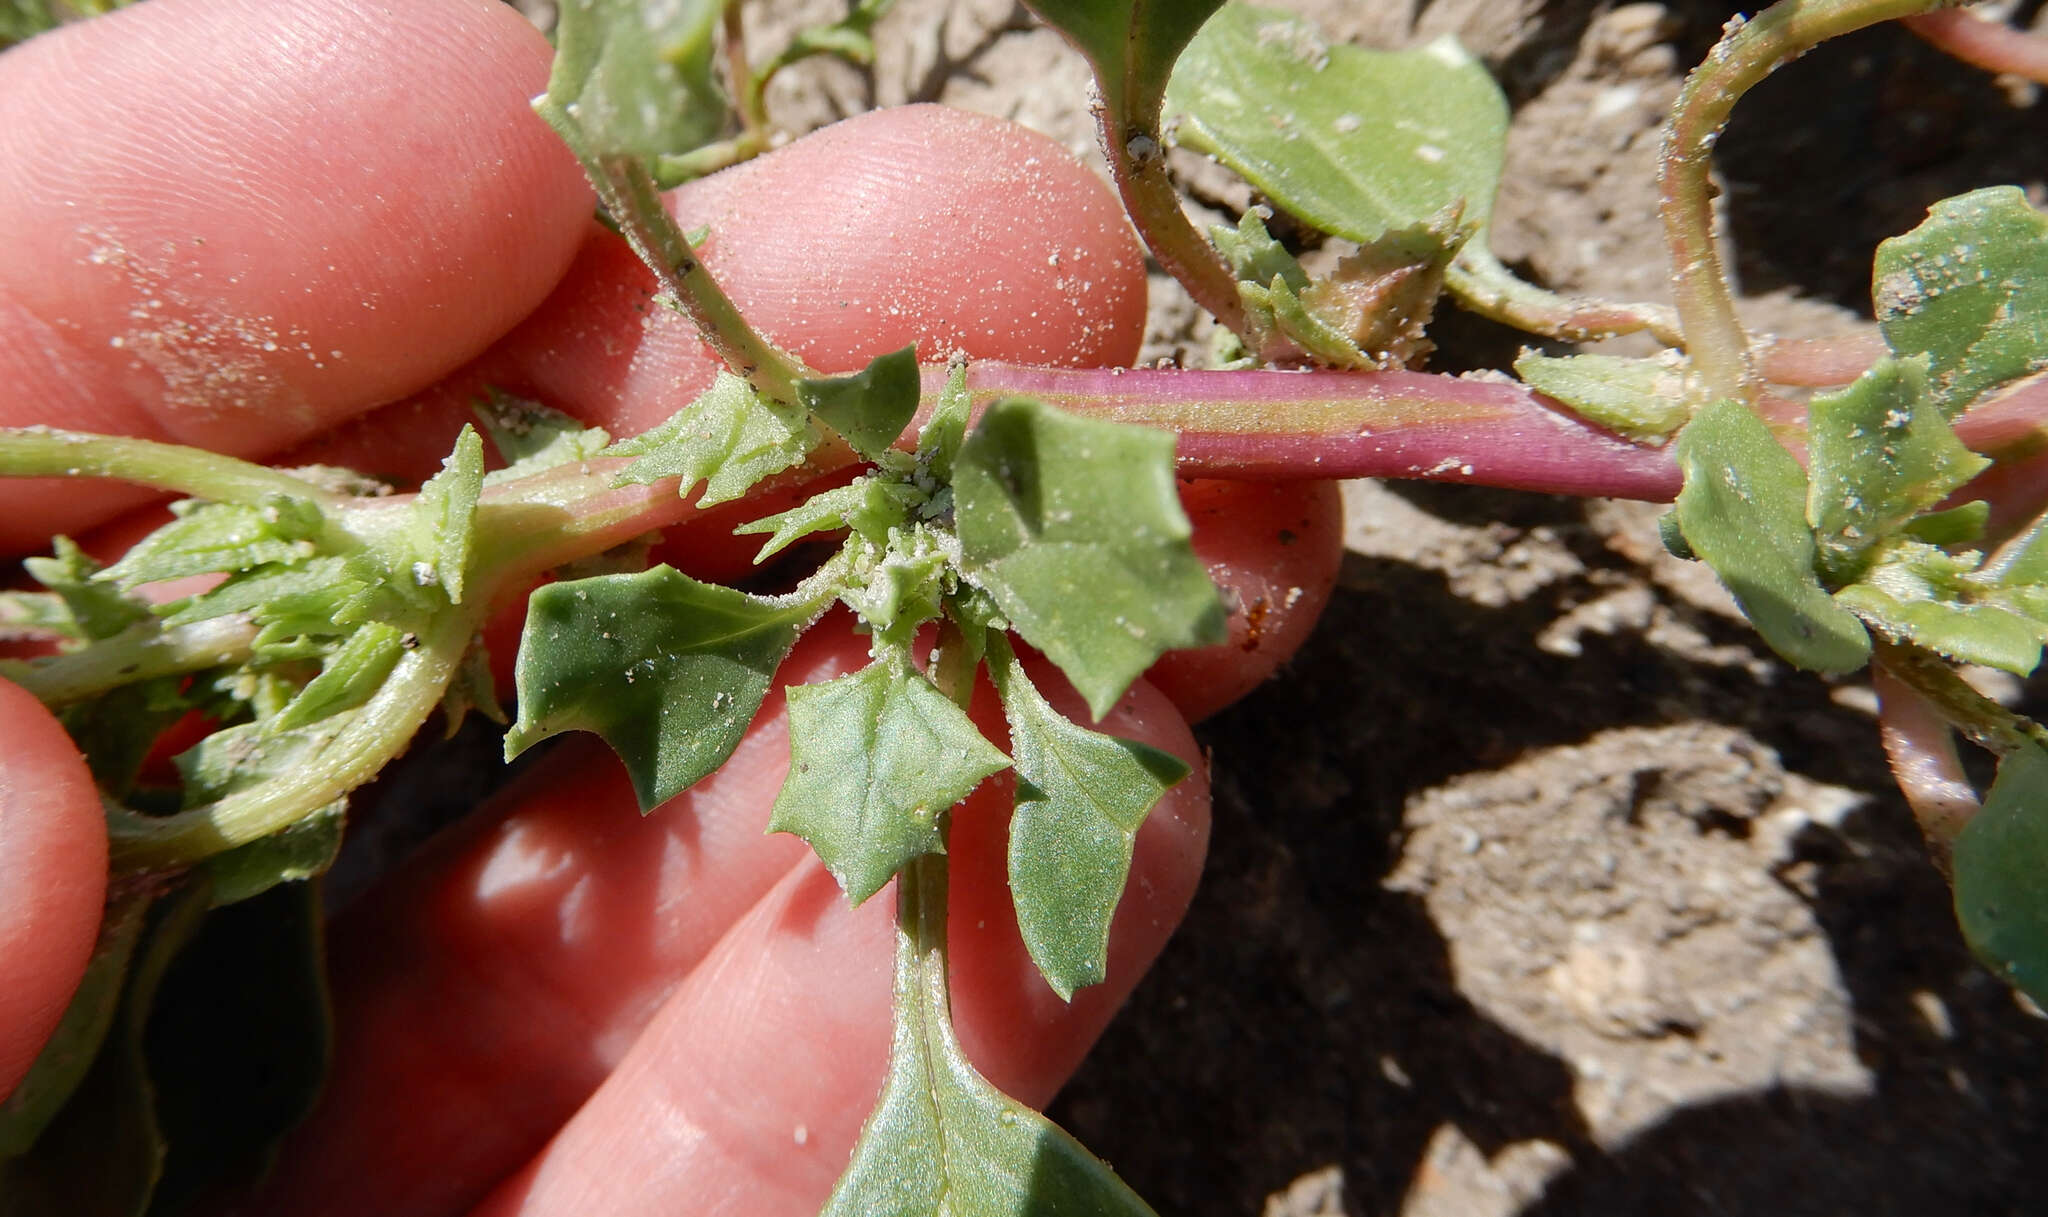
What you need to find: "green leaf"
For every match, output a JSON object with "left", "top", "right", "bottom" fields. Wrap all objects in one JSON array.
[
  {"left": 797, "top": 345, "right": 921, "bottom": 464},
  {"left": 1025, "top": 0, "right": 1222, "bottom": 120},
  {"left": 735, "top": 477, "right": 923, "bottom": 564},
  {"left": 99, "top": 496, "right": 325, "bottom": 591},
  {"left": 915, "top": 358, "right": 972, "bottom": 485},
  {"left": 474, "top": 390, "right": 612, "bottom": 482},
  {"left": 1834, "top": 540, "right": 2045, "bottom": 675},
  {"left": 605, "top": 372, "right": 819, "bottom": 507},
  {"left": 988, "top": 637, "right": 1188, "bottom": 1000},
  {"left": 542, "top": 0, "right": 729, "bottom": 163},
  {"left": 1166, "top": 7, "right": 1505, "bottom": 247},
  {"left": 140, "top": 881, "right": 332, "bottom": 1214},
  {"left": 269, "top": 623, "right": 405, "bottom": 732},
  {"left": 409, "top": 425, "right": 483, "bottom": 605},
  {"left": 1805, "top": 356, "right": 1989, "bottom": 582},
  {"left": 769, "top": 660, "right": 1009, "bottom": 905},
  {"left": 1955, "top": 739, "right": 2048, "bottom": 1007},
  {"left": 839, "top": 526, "right": 953, "bottom": 647},
  {"left": 953, "top": 398, "right": 1225, "bottom": 719},
  {"left": 0, "top": 883, "right": 209, "bottom": 1217},
  {"left": 1671, "top": 400, "right": 1870, "bottom": 673},
  {"left": 821, "top": 863, "right": 1156, "bottom": 1217},
  {"left": 175, "top": 719, "right": 353, "bottom": 905},
  {"left": 1903, "top": 500, "right": 1989, "bottom": 548},
  {"left": 1874, "top": 186, "right": 2048, "bottom": 415},
  {"left": 21, "top": 537, "right": 151, "bottom": 641},
  {"left": 1514, "top": 351, "right": 1691, "bottom": 444},
  {"left": 59, "top": 678, "right": 196, "bottom": 795},
  {"left": 507, "top": 566, "right": 818, "bottom": 811},
  {"left": 0, "top": 591, "right": 80, "bottom": 642},
  {"left": 0, "top": 895, "right": 149, "bottom": 1161}
]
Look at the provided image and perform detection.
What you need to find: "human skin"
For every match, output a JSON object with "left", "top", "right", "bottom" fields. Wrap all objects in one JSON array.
[{"left": 0, "top": 1, "right": 1341, "bottom": 1213}]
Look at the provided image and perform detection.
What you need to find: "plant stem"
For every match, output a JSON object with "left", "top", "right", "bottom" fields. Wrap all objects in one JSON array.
[
  {"left": 0, "top": 616, "right": 258, "bottom": 706},
  {"left": 0, "top": 428, "right": 348, "bottom": 508},
  {"left": 1659, "top": 0, "right": 1957, "bottom": 404},
  {"left": 107, "top": 605, "right": 480, "bottom": 872},
  {"left": 1447, "top": 244, "right": 1685, "bottom": 346},
  {"left": 1872, "top": 637, "right": 2048, "bottom": 764},
  {"left": 1907, "top": 8, "right": 2048, "bottom": 86},
  {"left": 1871, "top": 660, "right": 1978, "bottom": 869}
]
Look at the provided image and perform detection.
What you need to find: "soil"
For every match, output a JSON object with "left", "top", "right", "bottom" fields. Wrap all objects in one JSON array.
[{"left": 727, "top": 2, "right": 2048, "bottom": 1214}]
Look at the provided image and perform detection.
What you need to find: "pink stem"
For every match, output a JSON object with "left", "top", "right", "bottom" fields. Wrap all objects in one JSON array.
[
  {"left": 1907, "top": 9, "right": 2048, "bottom": 86},
  {"left": 1872, "top": 660, "right": 1979, "bottom": 866},
  {"left": 1757, "top": 333, "right": 1888, "bottom": 386},
  {"left": 947, "top": 363, "right": 1682, "bottom": 501}
]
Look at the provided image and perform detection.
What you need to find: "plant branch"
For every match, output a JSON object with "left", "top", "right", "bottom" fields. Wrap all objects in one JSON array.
[
  {"left": 1097, "top": 111, "right": 1257, "bottom": 352},
  {"left": 0, "top": 616, "right": 258, "bottom": 706},
  {"left": 1659, "top": 0, "right": 1959, "bottom": 404},
  {"left": 0, "top": 428, "right": 349, "bottom": 509},
  {"left": 107, "top": 606, "right": 481, "bottom": 872},
  {"left": 1872, "top": 659, "right": 1979, "bottom": 868},
  {"left": 1447, "top": 244, "right": 1685, "bottom": 346},
  {"left": 1871, "top": 637, "right": 2048, "bottom": 764},
  {"left": 1907, "top": 7, "right": 2048, "bottom": 86}
]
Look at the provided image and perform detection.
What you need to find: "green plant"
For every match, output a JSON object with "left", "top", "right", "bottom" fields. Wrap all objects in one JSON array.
[{"left": 3, "top": 0, "right": 2048, "bottom": 1212}]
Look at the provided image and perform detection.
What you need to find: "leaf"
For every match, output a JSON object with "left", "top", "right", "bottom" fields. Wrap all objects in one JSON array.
[
  {"left": 821, "top": 864, "right": 1156, "bottom": 1217},
  {"left": 175, "top": 719, "right": 353, "bottom": 905},
  {"left": 506, "top": 566, "right": 817, "bottom": 811},
  {"left": 1874, "top": 186, "right": 2048, "bottom": 416},
  {"left": 1513, "top": 351, "right": 1691, "bottom": 444},
  {"left": 474, "top": 390, "right": 612, "bottom": 482},
  {"left": 1024, "top": 0, "right": 1222, "bottom": 120},
  {"left": 0, "top": 895, "right": 149, "bottom": 1161},
  {"left": 408, "top": 425, "right": 483, "bottom": 605},
  {"left": 838, "top": 526, "right": 953, "bottom": 646},
  {"left": 21, "top": 537, "right": 151, "bottom": 641},
  {"left": 1671, "top": 400, "right": 1871, "bottom": 673},
  {"left": 735, "top": 477, "right": 923, "bottom": 563},
  {"left": 202, "top": 803, "right": 346, "bottom": 909},
  {"left": 268, "top": 623, "right": 405, "bottom": 732},
  {"left": 1166, "top": 7, "right": 1505, "bottom": 247},
  {"left": 59, "top": 678, "right": 196, "bottom": 795},
  {"left": 542, "top": 0, "right": 729, "bottom": 163},
  {"left": 1955, "top": 739, "right": 2048, "bottom": 1008},
  {"left": 797, "top": 345, "right": 921, "bottom": 464},
  {"left": 99, "top": 496, "right": 324, "bottom": 590},
  {"left": 1903, "top": 500, "right": 1989, "bottom": 548},
  {"left": 915, "top": 358, "right": 973, "bottom": 485},
  {"left": 1806, "top": 356, "right": 1989, "bottom": 581},
  {"left": 768, "top": 660, "right": 1009, "bottom": 906},
  {"left": 140, "top": 881, "right": 332, "bottom": 1213},
  {"left": 1835, "top": 550, "right": 2043, "bottom": 676},
  {"left": 0, "top": 883, "right": 209, "bottom": 1217},
  {"left": 988, "top": 637, "right": 1188, "bottom": 999},
  {"left": 605, "top": 372, "right": 818, "bottom": 507},
  {"left": 953, "top": 398, "right": 1225, "bottom": 719}
]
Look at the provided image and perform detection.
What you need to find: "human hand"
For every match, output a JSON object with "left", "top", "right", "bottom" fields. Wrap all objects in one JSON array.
[{"left": 0, "top": 1, "right": 1341, "bottom": 1213}]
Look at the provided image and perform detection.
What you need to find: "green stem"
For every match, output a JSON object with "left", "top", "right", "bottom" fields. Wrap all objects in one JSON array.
[
  {"left": 0, "top": 428, "right": 347, "bottom": 508},
  {"left": 1872, "top": 637, "right": 2048, "bottom": 762},
  {"left": 1446, "top": 244, "right": 1685, "bottom": 346},
  {"left": 722, "top": 2, "right": 768, "bottom": 135},
  {"left": 107, "top": 606, "right": 480, "bottom": 873},
  {"left": 1659, "top": 0, "right": 1958, "bottom": 404},
  {"left": 0, "top": 616, "right": 258, "bottom": 706}
]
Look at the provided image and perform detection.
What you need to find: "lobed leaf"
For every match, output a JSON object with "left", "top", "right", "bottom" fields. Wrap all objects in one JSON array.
[
  {"left": 736, "top": 477, "right": 923, "bottom": 564},
  {"left": 20, "top": 537, "right": 151, "bottom": 641},
  {"left": 506, "top": 565, "right": 817, "bottom": 811},
  {"left": 1805, "top": 355, "right": 1989, "bottom": 581},
  {"left": 1832, "top": 539, "right": 2043, "bottom": 674},
  {"left": 953, "top": 398, "right": 1225, "bottom": 720},
  {"left": 1955, "top": 739, "right": 2048, "bottom": 1007},
  {"left": 1671, "top": 400, "right": 1870, "bottom": 673},
  {"left": 98, "top": 496, "right": 324, "bottom": 591},
  {"left": 268, "top": 623, "right": 406, "bottom": 732},
  {"left": 475, "top": 391, "right": 613, "bottom": 484},
  {"left": 408, "top": 425, "right": 484, "bottom": 605},
  {"left": 768, "top": 660, "right": 1009, "bottom": 906},
  {"left": 1874, "top": 186, "right": 2048, "bottom": 416},
  {"left": 821, "top": 867, "right": 1158, "bottom": 1217},
  {"left": 989, "top": 638, "right": 1188, "bottom": 999},
  {"left": 796, "top": 345, "right": 922, "bottom": 464},
  {"left": 605, "top": 372, "right": 818, "bottom": 507}
]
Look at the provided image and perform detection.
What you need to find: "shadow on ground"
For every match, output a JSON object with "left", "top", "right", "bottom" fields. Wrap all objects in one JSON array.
[{"left": 1052, "top": 487, "right": 2048, "bottom": 1217}]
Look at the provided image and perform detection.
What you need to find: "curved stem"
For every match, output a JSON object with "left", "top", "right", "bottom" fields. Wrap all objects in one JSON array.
[
  {"left": 1871, "top": 638, "right": 2048, "bottom": 763},
  {"left": 1447, "top": 245, "right": 1685, "bottom": 346},
  {"left": 107, "top": 606, "right": 480, "bottom": 872},
  {"left": 1872, "top": 659, "right": 1979, "bottom": 870},
  {"left": 1659, "top": 0, "right": 1957, "bottom": 404},
  {"left": 0, "top": 428, "right": 347, "bottom": 509},
  {"left": 1907, "top": 8, "right": 2048, "bottom": 86},
  {"left": 1097, "top": 108, "right": 1255, "bottom": 351}
]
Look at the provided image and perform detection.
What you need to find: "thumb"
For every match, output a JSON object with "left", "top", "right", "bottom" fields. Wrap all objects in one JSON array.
[{"left": 0, "top": 678, "right": 107, "bottom": 1101}]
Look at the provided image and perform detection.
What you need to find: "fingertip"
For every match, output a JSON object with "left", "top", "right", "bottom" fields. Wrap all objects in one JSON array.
[
  {"left": 0, "top": 0, "right": 591, "bottom": 547},
  {"left": 0, "top": 678, "right": 107, "bottom": 1101}
]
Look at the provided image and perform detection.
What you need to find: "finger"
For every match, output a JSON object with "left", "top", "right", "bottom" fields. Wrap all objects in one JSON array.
[
  {"left": 0, "top": 0, "right": 591, "bottom": 550},
  {"left": 290, "top": 103, "right": 1151, "bottom": 480},
  {"left": 220, "top": 627, "right": 868, "bottom": 1217},
  {"left": 0, "top": 678, "right": 107, "bottom": 1100},
  {"left": 471, "top": 667, "right": 1208, "bottom": 1217},
  {"left": 1145, "top": 477, "right": 1346, "bottom": 722}
]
